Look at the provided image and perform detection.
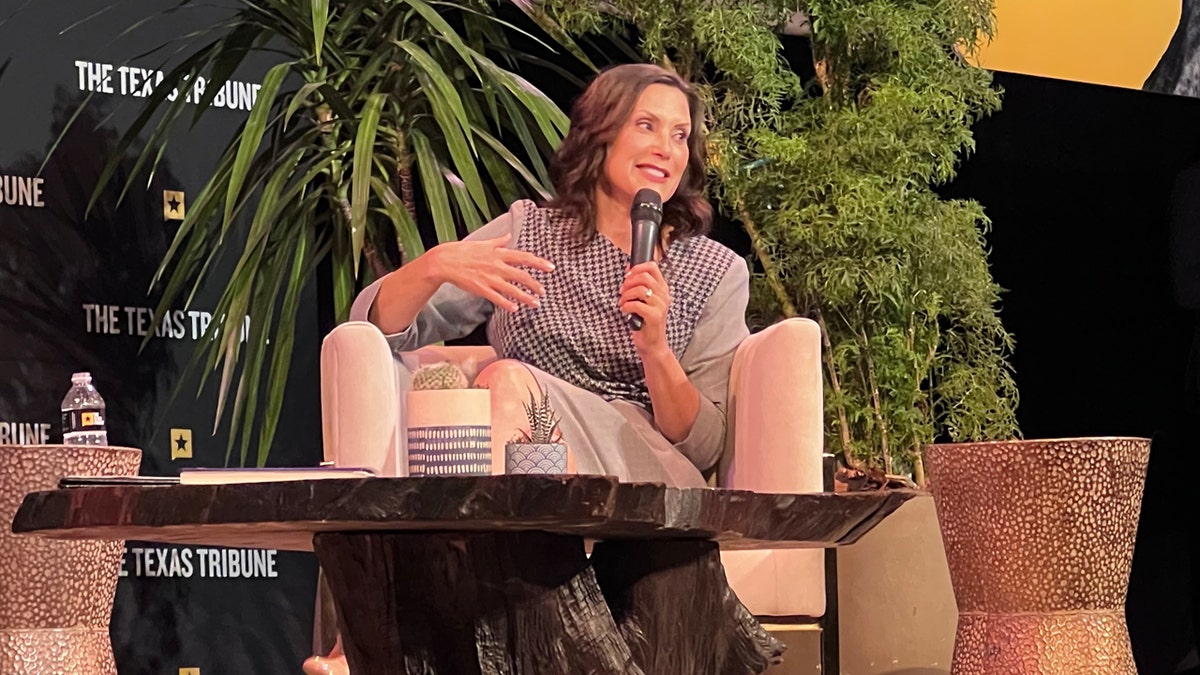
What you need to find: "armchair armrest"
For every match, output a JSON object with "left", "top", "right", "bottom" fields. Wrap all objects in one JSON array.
[
  {"left": 321, "top": 322, "right": 403, "bottom": 475},
  {"left": 320, "top": 322, "right": 499, "bottom": 476},
  {"left": 720, "top": 317, "right": 824, "bottom": 494},
  {"left": 719, "top": 317, "right": 827, "bottom": 618}
]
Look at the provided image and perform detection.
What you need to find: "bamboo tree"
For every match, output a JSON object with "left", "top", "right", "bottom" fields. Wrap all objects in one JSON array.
[{"left": 543, "top": 0, "right": 1019, "bottom": 480}]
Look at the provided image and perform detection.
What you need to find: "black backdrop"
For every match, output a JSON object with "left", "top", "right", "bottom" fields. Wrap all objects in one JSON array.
[
  {"left": 939, "top": 71, "right": 1200, "bottom": 675},
  {"left": 0, "top": 1, "right": 322, "bottom": 673}
]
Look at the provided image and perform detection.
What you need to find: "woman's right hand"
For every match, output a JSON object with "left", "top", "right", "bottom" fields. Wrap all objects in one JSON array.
[{"left": 425, "top": 233, "right": 554, "bottom": 313}]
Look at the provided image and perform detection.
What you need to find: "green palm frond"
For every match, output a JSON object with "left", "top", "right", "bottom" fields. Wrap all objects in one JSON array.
[{"left": 76, "top": 0, "right": 581, "bottom": 466}]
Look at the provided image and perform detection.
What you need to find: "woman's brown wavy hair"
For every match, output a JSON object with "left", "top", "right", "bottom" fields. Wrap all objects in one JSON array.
[{"left": 545, "top": 63, "right": 712, "bottom": 243}]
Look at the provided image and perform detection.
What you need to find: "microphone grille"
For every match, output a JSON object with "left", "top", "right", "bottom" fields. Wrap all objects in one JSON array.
[{"left": 631, "top": 188, "right": 663, "bottom": 224}]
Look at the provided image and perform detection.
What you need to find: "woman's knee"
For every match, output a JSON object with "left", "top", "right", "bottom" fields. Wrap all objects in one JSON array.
[{"left": 474, "top": 359, "right": 538, "bottom": 394}]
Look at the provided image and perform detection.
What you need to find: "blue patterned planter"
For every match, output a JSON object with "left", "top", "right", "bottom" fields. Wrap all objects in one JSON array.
[
  {"left": 504, "top": 443, "right": 567, "bottom": 474},
  {"left": 407, "top": 425, "right": 491, "bottom": 476}
]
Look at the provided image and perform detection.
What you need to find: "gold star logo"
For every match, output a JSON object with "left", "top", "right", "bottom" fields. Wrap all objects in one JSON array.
[
  {"left": 170, "top": 428, "right": 193, "bottom": 460},
  {"left": 163, "top": 190, "right": 186, "bottom": 221}
]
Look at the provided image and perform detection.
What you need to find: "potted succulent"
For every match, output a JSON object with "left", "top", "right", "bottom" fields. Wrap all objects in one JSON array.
[
  {"left": 405, "top": 362, "right": 491, "bottom": 476},
  {"left": 504, "top": 386, "right": 567, "bottom": 475}
]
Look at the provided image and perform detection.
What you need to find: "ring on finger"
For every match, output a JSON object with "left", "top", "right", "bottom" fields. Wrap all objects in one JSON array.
[{"left": 644, "top": 288, "right": 653, "bottom": 298}]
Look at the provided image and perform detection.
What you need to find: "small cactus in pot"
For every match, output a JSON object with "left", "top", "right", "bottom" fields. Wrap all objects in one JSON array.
[
  {"left": 406, "top": 361, "right": 490, "bottom": 476},
  {"left": 506, "top": 386, "right": 567, "bottom": 474},
  {"left": 411, "top": 361, "right": 470, "bottom": 391}
]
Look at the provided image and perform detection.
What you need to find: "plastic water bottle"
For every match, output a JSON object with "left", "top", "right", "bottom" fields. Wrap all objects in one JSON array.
[{"left": 61, "top": 372, "right": 108, "bottom": 446}]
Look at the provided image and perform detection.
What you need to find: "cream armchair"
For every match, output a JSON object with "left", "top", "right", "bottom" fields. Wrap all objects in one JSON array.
[{"left": 318, "top": 317, "right": 826, "bottom": 619}]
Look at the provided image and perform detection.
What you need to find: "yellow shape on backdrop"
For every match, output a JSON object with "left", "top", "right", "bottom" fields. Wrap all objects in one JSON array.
[
  {"left": 179, "top": 669, "right": 200, "bottom": 675},
  {"left": 163, "top": 189, "right": 186, "bottom": 221},
  {"left": 170, "top": 428, "right": 193, "bottom": 461},
  {"left": 971, "top": 0, "right": 1180, "bottom": 91}
]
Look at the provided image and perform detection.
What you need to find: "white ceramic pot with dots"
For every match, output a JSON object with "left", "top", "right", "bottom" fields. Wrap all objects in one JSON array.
[{"left": 405, "top": 389, "right": 491, "bottom": 476}]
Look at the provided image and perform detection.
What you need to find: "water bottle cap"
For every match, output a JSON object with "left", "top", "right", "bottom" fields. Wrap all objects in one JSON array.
[{"left": 71, "top": 372, "right": 92, "bottom": 382}]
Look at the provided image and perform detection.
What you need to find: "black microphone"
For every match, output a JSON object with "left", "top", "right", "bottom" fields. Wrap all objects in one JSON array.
[{"left": 627, "top": 188, "right": 663, "bottom": 330}]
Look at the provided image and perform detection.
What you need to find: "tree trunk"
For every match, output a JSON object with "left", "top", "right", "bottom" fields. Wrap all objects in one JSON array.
[
  {"left": 912, "top": 451, "right": 927, "bottom": 488},
  {"left": 815, "top": 311, "right": 860, "bottom": 470},
  {"left": 736, "top": 198, "right": 797, "bottom": 318},
  {"left": 859, "top": 326, "right": 892, "bottom": 475}
]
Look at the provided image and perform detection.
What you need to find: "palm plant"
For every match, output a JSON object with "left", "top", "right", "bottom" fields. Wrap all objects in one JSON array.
[{"left": 73, "top": 0, "right": 580, "bottom": 465}]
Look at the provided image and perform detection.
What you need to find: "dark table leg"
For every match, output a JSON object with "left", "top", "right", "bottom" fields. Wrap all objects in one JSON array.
[
  {"left": 589, "top": 539, "right": 786, "bottom": 675},
  {"left": 312, "top": 531, "right": 644, "bottom": 675}
]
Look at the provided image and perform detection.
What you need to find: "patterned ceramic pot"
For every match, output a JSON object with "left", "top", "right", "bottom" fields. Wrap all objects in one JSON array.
[
  {"left": 0, "top": 444, "right": 141, "bottom": 674},
  {"left": 405, "top": 390, "right": 491, "bottom": 476},
  {"left": 925, "top": 437, "right": 1150, "bottom": 675},
  {"left": 505, "top": 442, "right": 567, "bottom": 474}
]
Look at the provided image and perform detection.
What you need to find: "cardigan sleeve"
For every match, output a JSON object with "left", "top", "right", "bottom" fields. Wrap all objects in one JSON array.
[
  {"left": 671, "top": 256, "right": 751, "bottom": 471},
  {"left": 348, "top": 200, "right": 529, "bottom": 353}
]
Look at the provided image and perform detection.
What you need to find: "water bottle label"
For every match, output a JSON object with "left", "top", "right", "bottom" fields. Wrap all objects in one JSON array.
[{"left": 63, "top": 408, "right": 106, "bottom": 433}]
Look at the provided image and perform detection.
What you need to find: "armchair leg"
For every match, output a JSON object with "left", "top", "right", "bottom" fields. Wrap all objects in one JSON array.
[
  {"left": 821, "top": 454, "right": 841, "bottom": 675},
  {"left": 821, "top": 548, "right": 841, "bottom": 674}
]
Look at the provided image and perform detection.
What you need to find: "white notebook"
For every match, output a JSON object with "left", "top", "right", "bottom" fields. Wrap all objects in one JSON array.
[{"left": 178, "top": 467, "right": 376, "bottom": 485}]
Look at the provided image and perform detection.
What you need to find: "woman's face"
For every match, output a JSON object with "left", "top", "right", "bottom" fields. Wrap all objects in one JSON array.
[{"left": 601, "top": 83, "right": 691, "bottom": 207}]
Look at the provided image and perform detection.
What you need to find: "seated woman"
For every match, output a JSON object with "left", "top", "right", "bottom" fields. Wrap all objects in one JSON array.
[
  {"left": 303, "top": 61, "right": 750, "bottom": 673},
  {"left": 356, "top": 62, "right": 748, "bottom": 486}
]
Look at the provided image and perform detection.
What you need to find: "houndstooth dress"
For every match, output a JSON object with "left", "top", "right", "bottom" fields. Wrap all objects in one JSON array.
[{"left": 350, "top": 199, "right": 750, "bottom": 487}]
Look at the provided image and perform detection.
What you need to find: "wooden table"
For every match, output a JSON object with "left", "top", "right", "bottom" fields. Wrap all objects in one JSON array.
[{"left": 13, "top": 475, "right": 916, "bottom": 675}]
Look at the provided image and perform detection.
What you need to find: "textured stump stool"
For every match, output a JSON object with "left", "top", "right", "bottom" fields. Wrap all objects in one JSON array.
[
  {"left": 926, "top": 438, "right": 1150, "bottom": 675},
  {"left": 0, "top": 444, "right": 141, "bottom": 674},
  {"left": 13, "top": 474, "right": 916, "bottom": 675}
]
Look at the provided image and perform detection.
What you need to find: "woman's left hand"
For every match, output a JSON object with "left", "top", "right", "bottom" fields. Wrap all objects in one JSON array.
[{"left": 619, "top": 261, "right": 671, "bottom": 356}]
